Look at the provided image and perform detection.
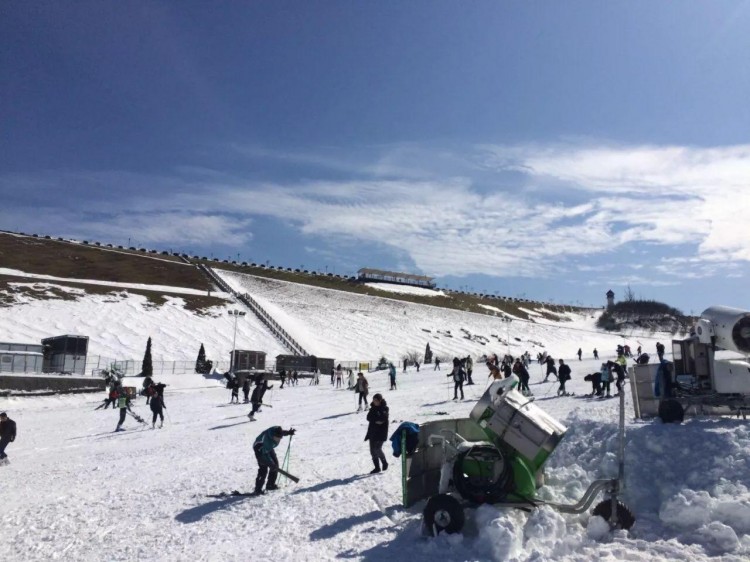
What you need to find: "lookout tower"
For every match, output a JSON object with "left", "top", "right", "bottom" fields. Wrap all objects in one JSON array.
[{"left": 606, "top": 289, "right": 615, "bottom": 309}]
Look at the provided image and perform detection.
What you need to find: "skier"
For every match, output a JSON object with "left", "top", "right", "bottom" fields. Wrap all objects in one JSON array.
[
  {"left": 637, "top": 345, "right": 642, "bottom": 356},
  {"left": 330, "top": 368, "right": 335, "bottom": 386},
  {"left": 513, "top": 358, "right": 531, "bottom": 396},
  {"left": 355, "top": 372, "right": 369, "bottom": 412},
  {"left": 414, "top": 361, "right": 420, "bottom": 372},
  {"left": 543, "top": 355, "right": 558, "bottom": 382},
  {"left": 610, "top": 359, "right": 627, "bottom": 395},
  {"left": 584, "top": 372, "right": 603, "bottom": 397},
  {"left": 279, "top": 369, "right": 286, "bottom": 389},
  {"left": 115, "top": 393, "right": 133, "bottom": 431},
  {"left": 557, "top": 359, "right": 572, "bottom": 396},
  {"left": 577, "top": 348, "right": 582, "bottom": 361},
  {"left": 150, "top": 393, "right": 165, "bottom": 428},
  {"left": 347, "top": 369, "right": 356, "bottom": 390},
  {"left": 292, "top": 370, "right": 299, "bottom": 386},
  {"left": 465, "top": 355, "right": 474, "bottom": 385},
  {"left": 242, "top": 376, "right": 251, "bottom": 403},
  {"left": 434, "top": 357, "right": 441, "bottom": 371},
  {"left": 447, "top": 358, "right": 465, "bottom": 400},
  {"left": 142, "top": 375, "right": 154, "bottom": 405},
  {"left": 364, "top": 394, "right": 389, "bottom": 474},
  {"left": 248, "top": 373, "right": 273, "bottom": 421},
  {"left": 0, "top": 412, "right": 17, "bottom": 463},
  {"left": 403, "top": 358, "right": 407, "bottom": 373},
  {"left": 253, "top": 426, "right": 296, "bottom": 495},
  {"left": 388, "top": 363, "right": 397, "bottom": 390},
  {"left": 502, "top": 360, "right": 512, "bottom": 379},
  {"left": 230, "top": 378, "right": 240, "bottom": 403},
  {"left": 593, "top": 348, "right": 599, "bottom": 360}
]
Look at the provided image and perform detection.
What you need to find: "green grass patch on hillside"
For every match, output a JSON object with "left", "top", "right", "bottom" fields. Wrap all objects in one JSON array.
[{"left": 0, "top": 233, "right": 211, "bottom": 290}]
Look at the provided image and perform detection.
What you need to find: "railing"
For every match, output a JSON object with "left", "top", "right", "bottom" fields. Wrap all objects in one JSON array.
[
  {"left": 198, "top": 264, "right": 307, "bottom": 356},
  {"left": 86, "top": 356, "right": 231, "bottom": 377}
]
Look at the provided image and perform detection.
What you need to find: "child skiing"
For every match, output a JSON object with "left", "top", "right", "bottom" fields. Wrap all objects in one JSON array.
[
  {"left": 253, "top": 426, "right": 296, "bottom": 495},
  {"left": 388, "top": 363, "right": 397, "bottom": 390}
]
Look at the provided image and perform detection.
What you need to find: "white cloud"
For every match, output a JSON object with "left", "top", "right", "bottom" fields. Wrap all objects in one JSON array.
[{"left": 3, "top": 141, "right": 749, "bottom": 286}]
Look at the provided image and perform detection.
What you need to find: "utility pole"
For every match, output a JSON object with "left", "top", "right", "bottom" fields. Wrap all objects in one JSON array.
[
  {"left": 500, "top": 317, "right": 513, "bottom": 356},
  {"left": 227, "top": 309, "right": 246, "bottom": 372}
]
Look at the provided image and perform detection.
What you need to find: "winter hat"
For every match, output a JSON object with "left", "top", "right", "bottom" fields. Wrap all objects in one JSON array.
[
  {"left": 0, "top": 412, "right": 6, "bottom": 418},
  {"left": 272, "top": 427, "right": 284, "bottom": 437},
  {"left": 373, "top": 393, "right": 383, "bottom": 401}
]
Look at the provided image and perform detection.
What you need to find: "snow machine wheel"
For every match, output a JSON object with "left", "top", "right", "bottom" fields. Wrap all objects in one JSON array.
[
  {"left": 658, "top": 399, "right": 685, "bottom": 424},
  {"left": 592, "top": 499, "right": 636, "bottom": 530},
  {"left": 423, "top": 494, "right": 465, "bottom": 536}
]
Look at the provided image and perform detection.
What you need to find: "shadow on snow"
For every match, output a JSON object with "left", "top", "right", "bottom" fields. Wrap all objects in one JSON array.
[{"left": 175, "top": 495, "right": 249, "bottom": 524}]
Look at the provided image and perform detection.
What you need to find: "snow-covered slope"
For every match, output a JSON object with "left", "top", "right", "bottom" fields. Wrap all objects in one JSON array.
[
  {"left": 0, "top": 279, "right": 287, "bottom": 363},
  {"left": 217, "top": 269, "right": 668, "bottom": 362}
]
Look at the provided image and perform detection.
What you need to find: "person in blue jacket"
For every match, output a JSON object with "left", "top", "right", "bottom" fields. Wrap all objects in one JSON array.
[
  {"left": 388, "top": 363, "right": 397, "bottom": 390},
  {"left": 253, "top": 426, "right": 295, "bottom": 494}
]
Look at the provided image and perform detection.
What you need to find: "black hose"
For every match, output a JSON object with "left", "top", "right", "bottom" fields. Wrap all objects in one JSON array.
[{"left": 453, "top": 445, "right": 514, "bottom": 504}]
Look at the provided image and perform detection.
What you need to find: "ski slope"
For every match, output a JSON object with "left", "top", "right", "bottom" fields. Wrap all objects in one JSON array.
[
  {"left": 1, "top": 361, "right": 749, "bottom": 561},
  {"left": 216, "top": 269, "right": 666, "bottom": 362},
  {"left": 0, "top": 279, "right": 287, "bottom": 362}
]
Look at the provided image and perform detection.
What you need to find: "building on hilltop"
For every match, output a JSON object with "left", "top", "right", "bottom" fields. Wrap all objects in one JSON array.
[{"left": 357, "top": 268, "right": 436, "bottom": 289}]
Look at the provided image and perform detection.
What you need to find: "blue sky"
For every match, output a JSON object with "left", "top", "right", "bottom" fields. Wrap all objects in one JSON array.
[{"left": 2, "top": 1, "right": 750, "bottom": 313}]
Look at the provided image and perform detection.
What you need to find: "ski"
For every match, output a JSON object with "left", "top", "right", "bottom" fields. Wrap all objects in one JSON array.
[
  {"left": 206, "top": 490, "right": 259, "bottom": 498},
  {"left": 277, "top": 467, "right": 300, "bottom": 483},
  {"left": 126, "top": 410, "right": 149, "bottom": 426}
]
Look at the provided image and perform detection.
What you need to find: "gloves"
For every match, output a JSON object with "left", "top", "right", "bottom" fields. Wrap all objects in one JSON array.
[{"left": 287, "top": 428, "right": 296, "bottom": 436}]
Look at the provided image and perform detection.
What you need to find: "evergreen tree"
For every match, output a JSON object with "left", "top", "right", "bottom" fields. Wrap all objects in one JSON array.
[
  {"left": 142, "top": 337, "right": 153, "bottom": 377},
  {"left": 424, "top": 343, "right": 433, "bottom": 364},
  {"left": 195, "top": 343, "right": 206, "bottom": 374}
]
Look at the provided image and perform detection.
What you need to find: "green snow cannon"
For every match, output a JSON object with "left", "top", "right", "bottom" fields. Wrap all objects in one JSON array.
[{"left": 460, "top": 377, "right": 568, "bottom": 502}]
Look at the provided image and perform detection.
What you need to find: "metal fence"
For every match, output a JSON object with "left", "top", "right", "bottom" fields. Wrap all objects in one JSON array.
[{"left": 85, "top": 355, "right": 231, "bottom": 377}]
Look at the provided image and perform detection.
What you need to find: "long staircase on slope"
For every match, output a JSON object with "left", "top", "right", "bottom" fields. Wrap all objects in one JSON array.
[{"left": 198, "top": 265, "right": 307, "bottom": 356}]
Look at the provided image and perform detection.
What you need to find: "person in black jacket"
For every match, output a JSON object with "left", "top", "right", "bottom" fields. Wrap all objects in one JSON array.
[
  {"left": 150, "top": 394, "right": 166, "bottom": 428},
  {"left": 0, "top": 412, "right": 17, "bottom": 462},
  {"left": 557, "top": 359, "right": 572, "bottom": 396},
  {"left": 364, "top": 394, "right": 389, "bottom": 474},
  {"left": 248, "top": 373, "right": 273, "bottom": 421}
]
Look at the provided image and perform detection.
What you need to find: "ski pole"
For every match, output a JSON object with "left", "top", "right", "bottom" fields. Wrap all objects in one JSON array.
[{"left": 280, "top": 435, "right": 292, "bottom": 486}]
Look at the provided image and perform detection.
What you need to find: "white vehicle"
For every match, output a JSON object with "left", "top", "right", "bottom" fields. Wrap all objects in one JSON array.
[{"left": 631, "top": 306, "right": 750, "bottom": 422}]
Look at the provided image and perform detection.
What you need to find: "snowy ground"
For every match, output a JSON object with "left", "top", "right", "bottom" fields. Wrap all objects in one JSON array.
[{"left": 2, "top": 360, "right": 749, "bottom": 561}]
